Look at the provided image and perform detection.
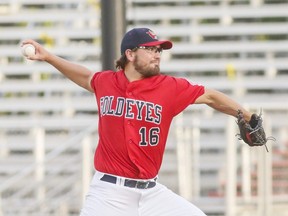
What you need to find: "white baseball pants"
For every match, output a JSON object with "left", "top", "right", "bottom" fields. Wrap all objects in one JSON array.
[{"left": 80, "top": 171, "right": 207, "bottom": 216}]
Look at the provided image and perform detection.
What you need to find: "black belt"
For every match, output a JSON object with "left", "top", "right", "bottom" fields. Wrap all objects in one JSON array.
[{"left": 100, "top": 174, "right": 156, "bottom": 189}]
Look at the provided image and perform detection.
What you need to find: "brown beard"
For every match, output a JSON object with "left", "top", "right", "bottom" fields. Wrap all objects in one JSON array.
[{"left": 133, "top": 55, "right": 160, "bottom": 78}]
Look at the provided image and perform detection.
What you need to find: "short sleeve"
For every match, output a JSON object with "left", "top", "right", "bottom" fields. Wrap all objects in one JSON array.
[
  {"left": 173, "top": 78, "right": 204, "bottom": 115},
  {"left": 90, "top": 72, "right": 101, "bottom": 94}
]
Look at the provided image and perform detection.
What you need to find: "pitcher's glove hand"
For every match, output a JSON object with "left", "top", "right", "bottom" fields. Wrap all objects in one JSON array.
[{"left": 236, "top": 110, "right": 275, "bottom": 152}]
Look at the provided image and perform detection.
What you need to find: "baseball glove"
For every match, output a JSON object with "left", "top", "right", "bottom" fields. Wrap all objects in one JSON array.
[{"left": 236, "top": 110, "right": 274, "bottom": 152}]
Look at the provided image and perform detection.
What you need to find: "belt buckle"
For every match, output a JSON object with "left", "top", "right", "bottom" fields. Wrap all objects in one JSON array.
[{"left": 135, "top": 181, "right": 149, "bottom": 189}]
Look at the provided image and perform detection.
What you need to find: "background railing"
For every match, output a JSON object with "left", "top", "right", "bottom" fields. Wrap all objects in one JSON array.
[{"left": 1, "top": 0, "right": 288, "bottom": 215}]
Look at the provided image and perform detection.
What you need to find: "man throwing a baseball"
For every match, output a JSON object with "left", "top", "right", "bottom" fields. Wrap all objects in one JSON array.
[{"left": 22, "top": 28, "right": 255, "bottom": 216}]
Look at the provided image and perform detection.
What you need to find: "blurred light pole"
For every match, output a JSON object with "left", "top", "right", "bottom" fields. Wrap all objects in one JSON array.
[{"left": 101, "top": 0, "right": 126, "bottom": 70}]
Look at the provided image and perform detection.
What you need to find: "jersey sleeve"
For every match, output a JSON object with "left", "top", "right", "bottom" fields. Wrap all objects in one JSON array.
[
  {"left": 90, "top": 70, "right": 115, "bottom": 95},
  {"left": 90, "top": 72, "right": 101, "bottom": 94},
  {"left": 173, "top": 78, "right": 204, "bottom": 116}
]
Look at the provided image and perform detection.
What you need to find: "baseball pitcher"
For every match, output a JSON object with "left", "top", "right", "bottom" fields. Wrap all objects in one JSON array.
[{"left": 22, "top": 28, "right": 270, "bottom": 216}]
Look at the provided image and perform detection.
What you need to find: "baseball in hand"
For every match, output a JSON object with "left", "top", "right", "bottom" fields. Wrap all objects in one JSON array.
[{"left": 21, "top": 44, "right": 36, "bottom": 57}]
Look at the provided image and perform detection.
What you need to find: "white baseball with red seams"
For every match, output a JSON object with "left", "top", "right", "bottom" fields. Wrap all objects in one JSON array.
[{"left": 21, "top": 44, "right": 36, "bottom": 57}]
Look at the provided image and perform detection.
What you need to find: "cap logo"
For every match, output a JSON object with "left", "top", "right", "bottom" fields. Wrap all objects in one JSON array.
[{"left": 146, "top": 30, "right": 158, "bottom": 40}]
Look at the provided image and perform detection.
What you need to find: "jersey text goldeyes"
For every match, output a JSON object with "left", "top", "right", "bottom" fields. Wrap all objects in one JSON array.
[{"left": 100, "top": 96, "right": 162, "bottom": 125}]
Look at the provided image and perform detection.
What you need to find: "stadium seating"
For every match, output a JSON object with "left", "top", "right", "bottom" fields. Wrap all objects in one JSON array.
[{"left": 0, "top": 0, "right": 287, "bottom": 215}]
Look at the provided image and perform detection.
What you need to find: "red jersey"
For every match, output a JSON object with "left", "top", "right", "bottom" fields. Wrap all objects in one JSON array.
[{"left": 90, "top": 70, "right": 204, "bottom": 179}]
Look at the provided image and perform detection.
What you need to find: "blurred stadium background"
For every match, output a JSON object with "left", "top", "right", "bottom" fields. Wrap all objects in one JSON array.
[{"left": 0, "top": 0, "right": 288, "bottom": 215}]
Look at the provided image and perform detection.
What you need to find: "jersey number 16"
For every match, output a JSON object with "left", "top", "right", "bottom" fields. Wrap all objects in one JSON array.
[{"left": 139, "top": 127, "right": 160, "bottom": 146}]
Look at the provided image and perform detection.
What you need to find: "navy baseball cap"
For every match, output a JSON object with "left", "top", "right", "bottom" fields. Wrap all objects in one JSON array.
[{"left": 120, "top": 28, "right": 173, "bottom": 55}]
